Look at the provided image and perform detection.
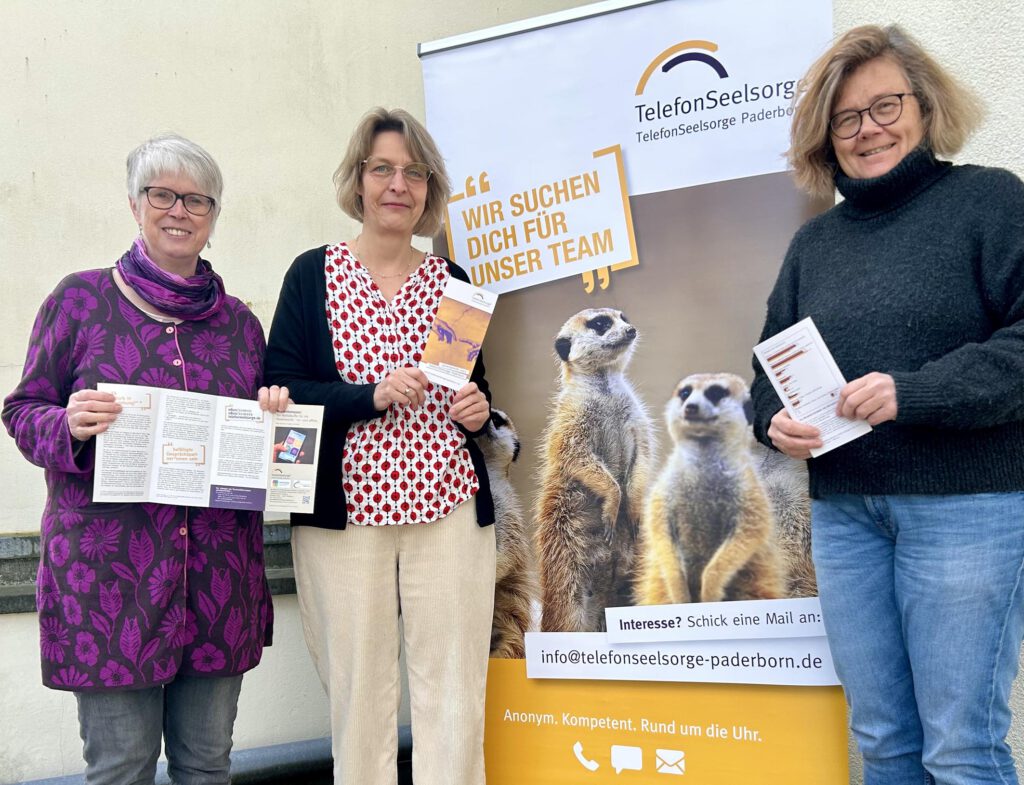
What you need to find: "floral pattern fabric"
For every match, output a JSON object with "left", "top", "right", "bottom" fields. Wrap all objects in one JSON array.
[{"left": 3, "top": 267, "right": 274, "bottom": 692}]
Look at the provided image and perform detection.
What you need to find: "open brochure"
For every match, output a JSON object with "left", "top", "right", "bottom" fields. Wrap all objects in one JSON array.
[
  {"left": 93, "top": 383, "right": 323, "bottom": 513},
  {"left": 419, "top": 278, "right": 498, "bottom": 390},
  {"left": 753, "top": 317, "right": 871, "bottom": 457}
]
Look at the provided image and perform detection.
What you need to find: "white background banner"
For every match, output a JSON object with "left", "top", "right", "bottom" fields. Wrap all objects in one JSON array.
[
  {"left": 421, "top": 0, "right": 837, "bottom": 694},
  {"left": 422, "top": 0, "right": 832, "bottom": 200},
  {"left": 420, "top": 3, "right": 846, "bottom": 779}
]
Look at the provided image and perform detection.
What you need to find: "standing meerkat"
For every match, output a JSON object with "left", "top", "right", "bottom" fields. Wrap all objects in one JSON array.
[
  {"left": 536, "top": 308, "right": 653, "bottom": 632},
  {"left": 635, "top": 373, "right": 784, "bottom": 605},
  {"left": 478, "top": 408, "right": 535, "bottom": 659},
  {"left": 753, "top": 443, "right": 816, "bottom": 597}
]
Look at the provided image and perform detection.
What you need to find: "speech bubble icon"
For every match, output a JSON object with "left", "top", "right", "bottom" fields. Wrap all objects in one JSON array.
[{"left": 610, "top": 745, "right": 642, "bottom": 774}]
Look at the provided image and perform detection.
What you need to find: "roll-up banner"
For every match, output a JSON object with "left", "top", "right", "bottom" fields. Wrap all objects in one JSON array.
[{"left": 421, "top": 1, "right": 847, "bottom": 781}]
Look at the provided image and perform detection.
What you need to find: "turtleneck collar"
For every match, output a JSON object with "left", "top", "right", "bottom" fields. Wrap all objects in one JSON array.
[{"left": 834, "top": 145, "right": 952, "bottom": 217}]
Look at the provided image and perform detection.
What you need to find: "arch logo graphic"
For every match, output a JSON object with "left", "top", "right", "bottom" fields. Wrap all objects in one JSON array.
[
  {"left": 635, "top": 40, "right": 728, "bottom": 95},
  {"left": 632, "top": 38, "right": 797, "bottom": 146}
]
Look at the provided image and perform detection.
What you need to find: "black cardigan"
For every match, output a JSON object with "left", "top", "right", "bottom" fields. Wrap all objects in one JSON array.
[{"left": 264, "top": 245, "right": 494, "bottom": 529}]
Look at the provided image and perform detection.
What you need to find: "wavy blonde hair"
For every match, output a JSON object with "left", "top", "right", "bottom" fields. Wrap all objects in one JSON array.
[
  {"left": 333, "top": 107, "right": 452, "bottom": 237},
  {"left": 788, "top": 24, "right": 982, "bottom": 199}
]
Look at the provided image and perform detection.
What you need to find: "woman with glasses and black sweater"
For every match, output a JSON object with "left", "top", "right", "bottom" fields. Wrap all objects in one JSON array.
[{"left": 750, "top": 25, "right": 1024, "bottom": 785}]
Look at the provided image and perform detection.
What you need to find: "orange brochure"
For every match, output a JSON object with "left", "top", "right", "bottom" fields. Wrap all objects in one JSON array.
[{"left": 420, "top": 279, "right": 498, "bottom": 390}]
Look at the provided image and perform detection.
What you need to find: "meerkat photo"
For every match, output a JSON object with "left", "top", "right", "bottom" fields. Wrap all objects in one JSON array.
[
  {"left": 635, "top": 372, "right": 784, "bottom": 605},
  {"left": 536, "top": 308, "right": 653, "bottom": 632},
  {"left": 753, "top": 443, "right": 816, "bottom": 597},
  {"left": 477, "top": 407, "right": 535, "bottom": 659}
]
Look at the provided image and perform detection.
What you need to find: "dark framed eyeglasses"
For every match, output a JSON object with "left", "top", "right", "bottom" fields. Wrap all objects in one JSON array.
[
  {"left": 142, "top": 186, "right": 216, "bottom": 216},
  {"left": 829, "top": 93, "right": 915, "bottom": 139},
  {"left": 361, "top": 158, "right": 433, "bottom": 184}
]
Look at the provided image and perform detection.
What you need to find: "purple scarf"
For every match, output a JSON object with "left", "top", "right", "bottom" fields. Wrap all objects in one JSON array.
[{"left": 116, "top": 237, "right": 226, "bottom": 320}]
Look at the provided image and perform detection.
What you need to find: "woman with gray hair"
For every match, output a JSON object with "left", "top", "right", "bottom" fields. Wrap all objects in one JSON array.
[
  {"left": 751, "top": 25, "right": 1024, "bottom": 785},
  {"left": 265, "top": 107, "right": 495, "bottom": 785},
  {"left": 3, "top": 133, "right": 288, "bottom": 784}
]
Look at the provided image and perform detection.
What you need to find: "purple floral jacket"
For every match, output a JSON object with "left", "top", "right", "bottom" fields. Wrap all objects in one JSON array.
[{"left": 2, "top": 268, "right": 274, "bottom": 692}]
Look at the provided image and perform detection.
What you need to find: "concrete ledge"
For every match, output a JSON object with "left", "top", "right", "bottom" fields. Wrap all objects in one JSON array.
[{"left": 20, "top": 726, "right": 413, "bottom": 784}]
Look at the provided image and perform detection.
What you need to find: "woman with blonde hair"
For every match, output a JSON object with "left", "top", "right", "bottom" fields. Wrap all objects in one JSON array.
[
  {"left": 751, "top": 25, "right": 1024, "bottom": 785},
  {"left": 264, "top": 108, "right": 495, "bottom": 785}
]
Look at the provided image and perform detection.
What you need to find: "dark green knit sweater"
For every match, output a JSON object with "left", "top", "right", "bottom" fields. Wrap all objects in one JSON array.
[{"left": 751, "top": 146, "right": 1024, "bottom": 498}]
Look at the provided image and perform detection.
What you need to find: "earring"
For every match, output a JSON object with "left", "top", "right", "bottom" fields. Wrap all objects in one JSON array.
[
  {"left": 138, "top": 225, "right": 143, "bottom": 235},
  {"left": 206, "top": 240, "right": 212, "bottom": 249}
]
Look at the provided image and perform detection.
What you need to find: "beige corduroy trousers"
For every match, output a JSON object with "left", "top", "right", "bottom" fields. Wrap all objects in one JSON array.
[{"left": 291, "top": 501, "right": 496, "bottom": 785}]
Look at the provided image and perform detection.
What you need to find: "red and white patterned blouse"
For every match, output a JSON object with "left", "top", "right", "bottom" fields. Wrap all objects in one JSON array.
[{"left": 324, "top": 242, "right": 479, "bottom": 526}]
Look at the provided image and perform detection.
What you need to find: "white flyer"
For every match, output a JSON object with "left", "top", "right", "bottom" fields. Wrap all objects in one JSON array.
[
  {"left": 753, "top": 317, "right": 871, "bottom": 457},
  {"left": 93, "top": 383, "right": 323, "bottom": 513}
]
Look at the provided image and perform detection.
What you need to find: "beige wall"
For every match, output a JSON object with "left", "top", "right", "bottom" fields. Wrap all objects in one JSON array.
[
  {"left": 0, "top": 3, "right": 595, "bottom": 781},
  {"left": 1, "top": 0, "right": 1022, "bottom": 782},
  {"left": 0, "top": 0, "right": 594, "bottom": 535}
]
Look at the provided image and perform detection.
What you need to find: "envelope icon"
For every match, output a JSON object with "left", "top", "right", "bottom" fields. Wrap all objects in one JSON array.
[{"left": 655, "top": 748, "right": 685, "bottom": 775}]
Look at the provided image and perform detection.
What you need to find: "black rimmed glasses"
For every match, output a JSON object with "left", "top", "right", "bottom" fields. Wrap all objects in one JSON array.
[
  {"left": 361, "top": 157, "right": 433, "bottom": 184},
  {"left": 142, "top": 186, "right": 216, "bottom": 216},
  {"left": 829, "top": 93, "right": 915, "bottom": 139}
]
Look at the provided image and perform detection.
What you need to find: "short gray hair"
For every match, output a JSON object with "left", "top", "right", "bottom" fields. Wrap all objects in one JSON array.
[{"left": 126, "top": 133, "right": 224, "bottom": 213}]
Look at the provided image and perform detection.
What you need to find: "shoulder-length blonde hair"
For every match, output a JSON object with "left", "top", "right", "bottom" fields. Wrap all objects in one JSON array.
[
  {"left": 788, "top": 24, "right": 982, "bottom": 199},
  {"left": 333, "top": 107, "right": 452, "bottom": 238}
]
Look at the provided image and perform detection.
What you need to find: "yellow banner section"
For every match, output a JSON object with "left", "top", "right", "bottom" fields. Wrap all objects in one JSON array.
[{"left": 485, "top": 659, "right": 848, "bottom": 783}]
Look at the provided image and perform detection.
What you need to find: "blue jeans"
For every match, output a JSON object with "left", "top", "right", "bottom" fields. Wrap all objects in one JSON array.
[
  {"left": 76, "top": 673, "right": 242, "bottom": 785},
  {"left": 812, "top": 494, "right": 1024, "bottom": 785}
]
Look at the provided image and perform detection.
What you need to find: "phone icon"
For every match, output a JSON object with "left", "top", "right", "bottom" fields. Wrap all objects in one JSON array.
[
  {"left": 278, "top": 429, "right": 306, "bottom": 463},
  {"left": 573, "top": 741, "right": 599, "bottom": 772}
]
